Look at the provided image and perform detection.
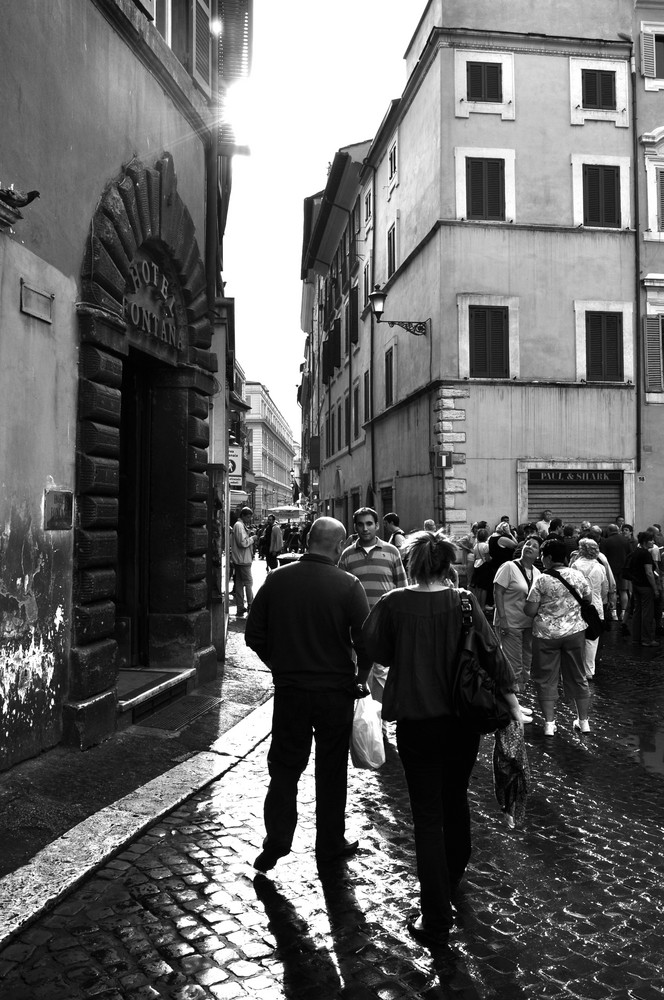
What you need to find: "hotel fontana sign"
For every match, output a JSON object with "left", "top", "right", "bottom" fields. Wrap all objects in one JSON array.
[{"left": 123, "top": 250, "right": 187, "bottom": 363}]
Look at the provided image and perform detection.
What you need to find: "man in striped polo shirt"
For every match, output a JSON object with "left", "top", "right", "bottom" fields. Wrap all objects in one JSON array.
[{"left": 338, "top": 507, "right": 407, "bottom": 704}]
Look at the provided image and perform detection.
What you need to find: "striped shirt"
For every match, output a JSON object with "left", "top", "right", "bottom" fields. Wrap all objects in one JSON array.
[{"left": 338, "top": 537, "right": 407, "bottom": 608}]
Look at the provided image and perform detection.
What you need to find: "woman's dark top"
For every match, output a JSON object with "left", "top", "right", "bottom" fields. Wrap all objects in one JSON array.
[
  {"left": 488, "top": 534, "right": 515, "bottom": 567},
  {"left": 362, "top": 587, "right": 516, "bottom": 722}
]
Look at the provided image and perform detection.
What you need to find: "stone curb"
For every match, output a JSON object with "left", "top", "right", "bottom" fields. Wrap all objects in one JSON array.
[{"left": 0, "top": 698, "right": 274, "bottom": 948}]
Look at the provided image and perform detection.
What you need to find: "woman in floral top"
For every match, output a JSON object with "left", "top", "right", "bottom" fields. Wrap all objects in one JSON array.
[{"left": 524, "top": 538, "right": 592, "bottom": 737}]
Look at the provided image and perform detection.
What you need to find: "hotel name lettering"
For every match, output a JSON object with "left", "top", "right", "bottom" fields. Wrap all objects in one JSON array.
[
  {"left": 123, "top": 260, "right": 183, "bottom": 351},
  {"left": 530, "top": 470, "right": 622, "bottom": 483}
]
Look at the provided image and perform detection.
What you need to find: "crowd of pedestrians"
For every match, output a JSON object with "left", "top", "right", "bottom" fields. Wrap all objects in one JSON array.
[{"left": 236, "top": 502, "right": 663, "bottom": 949}]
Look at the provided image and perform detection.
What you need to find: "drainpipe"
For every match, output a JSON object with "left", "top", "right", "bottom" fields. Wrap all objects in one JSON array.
[
  {"left": 630, "top": 43, "right": 643, "bottom": 474},
  {"left": 368, "top": 165, "right": 377, "bottom": 504}
]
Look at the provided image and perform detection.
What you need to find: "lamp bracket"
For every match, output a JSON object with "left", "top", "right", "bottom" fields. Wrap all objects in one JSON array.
[{"left": 382, "top": 319, "right": 429, "bottom": 336}]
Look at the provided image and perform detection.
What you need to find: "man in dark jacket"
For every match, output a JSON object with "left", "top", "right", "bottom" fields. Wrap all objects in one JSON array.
[{"left": 245, "top": 517, "right": 371, "bottom": 872}]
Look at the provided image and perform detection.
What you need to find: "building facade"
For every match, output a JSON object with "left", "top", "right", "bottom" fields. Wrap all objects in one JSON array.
[
  {"left": 300, "top": 0, "right": 664, "bottom": 538},
  {"left": 244, "top": 383, "right": 296, "bottom": 518},
  {"left": 0, "top": 0, "right": 251, "bottom": 770}
]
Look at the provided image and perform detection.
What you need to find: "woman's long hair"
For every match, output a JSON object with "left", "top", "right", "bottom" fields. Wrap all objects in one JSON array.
[{"left": 403, "top": 530, "right": 457, "bottom": 584}]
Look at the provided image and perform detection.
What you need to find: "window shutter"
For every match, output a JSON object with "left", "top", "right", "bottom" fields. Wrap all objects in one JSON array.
[
  {"left": 349, "top": 285, "right": 359, "bottom": 344},
  {"left": 586, "top": 313, "right": 604, "bottom": 381},
  {"left": 219, "top": 0, "right": 252, "bottom": 83},
  {"left": 604, "top": 314, "right": 622, "bottom": 380},
  {"left": 469, "top": 308, "right": 488, "bottom": 374},
  {"left": 331, "top": 319, "right": 341, "bottom": 370},
  {"left": 658, "top": 171, "right": 664, "bottom": 231},
  {"left": 582, "top": 70, "right": 598, "bottom": 108},
  {"left": 600, "top": 71, "right": 616, "bottom": 110},
  {"left": 192, "top": 0, "right": 212, "bottom": 97},
  {"left": 467, "top": 62, "right": 483, "bottom": 100},
  {"left": 486, "top": 63, "right": 502, "bottom": 101},
  {"left": 466, "top": 159, "right": 485, "bottom": 218},
  {"left": 490, "top": 308, "right": 509, "bottom": 376},
  {"left": 642, "top": 32, "right": 656, "bottom": 78},
  {"left": 486, "top": 160, "right": 505, "bottom": 220},
  {"left": 644, "top": 316, "right": 664, "bottom": 391},
  {"left": 583, "top": 165, "right": 601, "bottom": 225},
  {"left": 322, "top": 340, "right": 331, "bottom": 385}
]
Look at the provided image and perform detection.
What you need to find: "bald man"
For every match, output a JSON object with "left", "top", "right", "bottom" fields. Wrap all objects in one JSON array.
[{"left": 245, "top": 517, "right": 371, "bottom": 872}]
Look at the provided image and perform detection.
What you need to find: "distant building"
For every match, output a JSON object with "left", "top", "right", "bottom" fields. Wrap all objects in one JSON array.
[
  {"left": 244, "top": 383, "right": 296, "bottom": 518},
  {"left": 300, "top": 0, "right": 664, "bottom": 536}
]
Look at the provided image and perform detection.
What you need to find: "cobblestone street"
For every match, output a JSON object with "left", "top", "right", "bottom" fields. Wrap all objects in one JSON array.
[{"left": 1, "top": 621, "right": 664, "bottom": 999}]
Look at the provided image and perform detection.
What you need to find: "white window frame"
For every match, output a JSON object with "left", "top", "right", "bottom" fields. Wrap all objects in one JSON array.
[
  {"left": 455, "top": 50, "right": 515, "bottom": 120},
  {"left": 384, "top": 339, "right": 397, "bottom": 409},
  {"left": 454, "top": 147, "right": 516, "bottom": 222},
  {"left": 457, "top": 293, "right": 520, "bottom": 379},
  {"left": 362, "top": 258, "right": 372, "bottom": 309},
  {"left": 363, "top": 185, "right": 373, "bottom": 231},
  {"left": 573, "top": 300, "right": 633, "bottom": 383},
  {"left": 571, "top": 154, "right": 631, "bottom": 228},
  {"left": 641, "top": 22, "right": 664, "bottom": 91},
  {"left": 641, "top": 126, "right": 664, "bottom": 241},
  {"left": 387, "top": 136, "right": 398, "bottom": 196},
  {"left": 386, "top": 217, "right": 399, "bottom": 278},
  {"left": 643, "top": 275, "right": 664, "bottom": 401},
  {"left": 569, "top": 57, "right": 629, "bottom": 128}
]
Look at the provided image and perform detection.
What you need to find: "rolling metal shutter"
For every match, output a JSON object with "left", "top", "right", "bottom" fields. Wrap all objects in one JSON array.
[{"left": 527, "top": 471, "right": 623, "bottom": 526}]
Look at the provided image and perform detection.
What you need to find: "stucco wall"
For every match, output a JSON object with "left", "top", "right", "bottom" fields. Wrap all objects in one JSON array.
[
  {"left": 0, "top": 241, "right": 78, "bottom": 768},
  {"left": 0, "top": 0, "right": 207, "bottom": 281}
]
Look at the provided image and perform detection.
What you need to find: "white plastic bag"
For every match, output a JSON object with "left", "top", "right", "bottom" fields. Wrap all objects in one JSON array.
[{"left": 350, "top": 697, "right": 385, "bottom": 769}]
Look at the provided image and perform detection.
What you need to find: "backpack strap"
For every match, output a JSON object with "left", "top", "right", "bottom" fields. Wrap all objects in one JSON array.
[{"left": 546, "top": 568, "right": 583, "bottom": 606}]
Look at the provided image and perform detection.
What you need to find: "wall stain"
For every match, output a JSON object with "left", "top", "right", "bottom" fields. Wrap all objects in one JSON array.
[{"left": 1, "top": 503, "right": 69, "bottom": 768}]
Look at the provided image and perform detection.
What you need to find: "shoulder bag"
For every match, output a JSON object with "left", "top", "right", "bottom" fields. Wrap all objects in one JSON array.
[
  {"left": 546, "top": 569, "right": 603, "bottom": 641},
  {"left": 452, "top": 593, "right": 512, "bottom": 734}
]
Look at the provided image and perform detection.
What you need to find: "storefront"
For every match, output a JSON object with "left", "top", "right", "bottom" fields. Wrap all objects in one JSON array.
[{"left": 518, "top": 462, "right": 635, "bottom": 528}]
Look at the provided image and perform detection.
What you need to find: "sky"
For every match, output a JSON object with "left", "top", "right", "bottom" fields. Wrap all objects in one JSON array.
[{"left": 222, "top": 0, "right": 425, "bottom": 438}]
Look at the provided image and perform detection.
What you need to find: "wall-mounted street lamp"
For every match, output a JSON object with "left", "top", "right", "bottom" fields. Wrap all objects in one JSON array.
[{"left": 368, "top": 284, "right": 429, "bottom": 336}]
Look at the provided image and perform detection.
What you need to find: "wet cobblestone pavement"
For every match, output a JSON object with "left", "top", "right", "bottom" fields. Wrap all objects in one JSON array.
[{"left": 1, "top": 626, "right": 664, "bottom": 999}]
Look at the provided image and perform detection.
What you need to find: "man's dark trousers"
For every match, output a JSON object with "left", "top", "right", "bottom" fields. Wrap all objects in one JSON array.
[{"left": 263, "top": 686, "right": 354, "bottom": 857}]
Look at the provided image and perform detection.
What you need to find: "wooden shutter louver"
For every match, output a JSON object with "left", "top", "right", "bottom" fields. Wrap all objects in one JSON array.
[
  {"left": 586, "top": 313, "right": 623, "bottom": 381},
  {"left": 657, "top": 171, "right": 664, "bottom": 231},
  {"left": 469, "top": 307, "right": 508, "bottom": 377},
  {"left": 192, "top": 0, "right": 212, "bottom": 97},
  {"left": 218, "top": 1, "right": 252, "bottom": 146},
  {"left": 331, "top": 319, "right": 342, "bottom": 370},
  {"left": 644, "top": 316, "right": 664, "bottom": 391},
  {"left": 466, "top": 159, "right": 504, "bottom": 220},
  {"left": 583, "top": 165, "right": 620, "bottom": 227},
  {"left": 322, "top": 340, "right": 331, "bottom": 385},
  {"left": 642, "top": 32, "right": 656, "bottom": 78}
]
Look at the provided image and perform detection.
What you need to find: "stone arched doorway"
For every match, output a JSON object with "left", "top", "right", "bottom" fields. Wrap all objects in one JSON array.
[{"left": 65, "top": 153, "right": 217, "bottom": 746}]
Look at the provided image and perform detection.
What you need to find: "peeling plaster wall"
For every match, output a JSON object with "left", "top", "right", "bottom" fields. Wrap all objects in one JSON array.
[{"left": 0, "top": 241, "right": 77, "bottom": 770}]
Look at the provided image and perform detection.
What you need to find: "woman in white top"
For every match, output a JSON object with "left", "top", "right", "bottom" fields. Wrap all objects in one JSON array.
[
  {"left": 494, "top": 534, "right": 541, "bottom": 693},
  {"left": 569, "top": 536, "right": 608, "bottom": 678}
]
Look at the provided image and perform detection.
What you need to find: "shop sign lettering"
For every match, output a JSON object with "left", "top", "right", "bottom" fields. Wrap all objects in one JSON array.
[
  {"left": 123, "top": 259, "right": 183, "bottom": 351},
  {"left": 529, "top": 470, "right": 622, "bottom": 483}
]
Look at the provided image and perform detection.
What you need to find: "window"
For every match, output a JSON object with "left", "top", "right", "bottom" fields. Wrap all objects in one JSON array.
[
  {"left": 582, "top": 69, "right": 616, "bottom": 110},
  {"left": 344, "top": 395, "right": 350, "bottom": 447},
  {"left": 387, "top": 224, "right": 397, "bottom": 277},
  {"left": 385, "top": 348, "right": 394, "bottom": 407},
  {"left": 363, "top": 260, "right": 372, "bottom": 308},
  {"left": 570, "top": 58, "right": 628, "bottom": 127},
  {"left": 344, "top": 301, "right": 350, "bottom": 356},
  {"left": 641, "top": 128, "right": 664, "bottom": 241},
  {"left": 455, "top": 50, "right": 515, "bottom": 120},
  {"left": 469, "top": 307, "right": 509, "bottom": 378},
  {"left": 586, "top": 313, "right": 623, "bottom": 381},
  {"left": 329, "top": 410, "right": 335, "bottom": 455},
  {"left": 388, "top": 141, "right": 398, "bottom": 182},
  {"left": 155, "top": 0, "right": 212, "bottom": 96},
  {"left": 363, "top": 370, "right": 371, "bottom": 422},
  {"left": 571, "top": 155, "right": 630, "bottom": 228},
  {"left": 641, "top": 23, "right": 664, "bottom": 88},
  {"left": 337, "top": 402, "right": 342, "bottom": 452},
  {"left": 645, "top": 315, "right": 664, "bottom": 392},
  {"left": 583, "top": 164, "right": 620, "bottom": 227},
  {"left": 467, "top": 61, "right": 502, "bottom": 102},
  {"left": 353, "top": 384, "right": 360, "bottom": 439},
  {"left": 466, "top": 158, "right": 505, "bottom": 220},
  {"left": 364, "top": 188, "right": 372, "bottom": 225},
  {"left": 574, "top": 300, "right": 633, "bottom": 383}
]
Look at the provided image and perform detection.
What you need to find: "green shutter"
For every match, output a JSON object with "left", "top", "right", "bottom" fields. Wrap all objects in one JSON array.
[
  {"left": 600, "top": 71, "right": 616, "bottom": 110},
  {"left": 642, "top": 32, "right": 656, "bottom": 78},
  {"left": 467, "top": 62, "right": 483, "bottom": 101},
  {"left": 486, "top": 63, "right": 502, "bottom": 101},
  {"left": 486, "top": 160, "right": 505, "bottom": 220},
  {"left": 490, "top": 308, "right": 509, "bottom": 376},
  {"left": 644, "top": 316, "right": 664, "bottom": 391},
  {"left": 582, "top": 70, "right": 598, "bottom": 108},
  {"left": 349, "top": 285, "right": 359, "bottom": 345},
  {"left": 658, "top": 171, "right": 664, "bottom": 231}
]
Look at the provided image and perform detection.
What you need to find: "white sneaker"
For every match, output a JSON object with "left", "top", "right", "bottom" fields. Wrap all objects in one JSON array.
[
  {"left": 573, "top": 717, "right": 590, "bottom": 734},
  {"left": 543, "top": 721, "right": 557, "bottom": 737}
]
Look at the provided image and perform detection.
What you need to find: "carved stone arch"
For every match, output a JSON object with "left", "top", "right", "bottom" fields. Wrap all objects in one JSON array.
[{"left": 65, "top": 154, "right": 217, "bottom": 748}]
